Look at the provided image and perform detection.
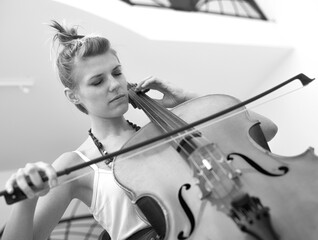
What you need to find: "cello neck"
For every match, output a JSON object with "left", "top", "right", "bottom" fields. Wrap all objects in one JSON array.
[
  {"left": 128, "top": 84, "right": 188, "bottom": 133},
  {"left": 128, "top": 83, "right": 206, "bottom": 159}
]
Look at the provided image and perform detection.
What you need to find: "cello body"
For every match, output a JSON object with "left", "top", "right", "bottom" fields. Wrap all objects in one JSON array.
[{"left": 113, "top": 94, "right": 318, "bottom": 240}]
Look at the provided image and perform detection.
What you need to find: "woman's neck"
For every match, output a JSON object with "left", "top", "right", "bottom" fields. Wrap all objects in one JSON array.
[{"left": 89, "top": 116, "right": 130, "bottom": 140}]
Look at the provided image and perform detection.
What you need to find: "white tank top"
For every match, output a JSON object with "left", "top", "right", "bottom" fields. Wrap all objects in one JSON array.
[{"left": 73, "top": 151, "right": 150, "bottom": 240}]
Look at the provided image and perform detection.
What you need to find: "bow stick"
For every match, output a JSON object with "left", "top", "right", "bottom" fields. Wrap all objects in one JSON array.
[{"left": 0, "top": 73, "right": 314, "bottom": 205}]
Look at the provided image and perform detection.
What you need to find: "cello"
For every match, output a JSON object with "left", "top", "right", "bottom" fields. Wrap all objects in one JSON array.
[
  {"left": 112, "top": 74, "right": 318, "bottom": 240},
  {"left": 1, "top": 74, "right": 318, "bottom": 240}
]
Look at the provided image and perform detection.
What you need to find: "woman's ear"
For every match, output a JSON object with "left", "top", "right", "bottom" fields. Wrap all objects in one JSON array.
[{"left": 64, "top": 87, "right": 80, "bottom": 104}]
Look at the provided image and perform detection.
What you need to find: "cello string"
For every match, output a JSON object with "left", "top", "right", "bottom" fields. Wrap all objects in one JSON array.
[
  {"left": 129, "top": 90, "right": 204, "bottom": 163},
  {"left": 129, "top": 89, "right": 191, "bottom": 145},
  {"left": 131, "top": 90, "right": 203, "bottom": 160}
]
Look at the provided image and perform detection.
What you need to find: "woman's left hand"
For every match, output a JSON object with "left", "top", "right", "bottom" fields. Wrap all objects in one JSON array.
[{"left": 135, "top": 76, "right": 198, "bottom": 108}]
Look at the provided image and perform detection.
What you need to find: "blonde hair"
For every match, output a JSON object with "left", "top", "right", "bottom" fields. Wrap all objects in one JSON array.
[{"left": 50, "top": 20, "right": 117, "bottom": 114}]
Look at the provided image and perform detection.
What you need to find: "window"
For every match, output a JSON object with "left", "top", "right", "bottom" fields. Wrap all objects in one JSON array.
[{"left": 119, "top": 0, "right": 268, "bottom": 20}]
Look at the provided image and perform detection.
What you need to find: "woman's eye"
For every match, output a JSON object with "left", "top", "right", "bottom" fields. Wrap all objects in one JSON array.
[
  {"left": 92, "top": 78, "right": 103, "bottom": 86},
  {"left": 113, "top": 71, "right": 122, "bottom": 77}
]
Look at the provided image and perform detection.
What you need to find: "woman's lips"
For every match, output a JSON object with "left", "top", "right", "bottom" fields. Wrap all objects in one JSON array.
[{"left": 109, "top": 94, "right": 126, "bottom": 103}]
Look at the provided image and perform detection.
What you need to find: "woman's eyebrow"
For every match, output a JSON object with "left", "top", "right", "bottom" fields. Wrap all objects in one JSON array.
[
  {"left": 88, "top": 73, "right": 103, "bottom": 82},
  {"left": 113, "top": 65, "right": 122, "bottom": 71}
]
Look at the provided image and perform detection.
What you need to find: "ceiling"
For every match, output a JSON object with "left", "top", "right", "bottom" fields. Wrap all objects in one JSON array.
[{"left": 0, "top": 0, "right": 292, "bottom": 170}]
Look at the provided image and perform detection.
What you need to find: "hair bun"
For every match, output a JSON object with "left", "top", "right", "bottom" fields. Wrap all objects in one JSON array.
[{"left": 50, "top": 20, "right": 84, "bottom": 46}]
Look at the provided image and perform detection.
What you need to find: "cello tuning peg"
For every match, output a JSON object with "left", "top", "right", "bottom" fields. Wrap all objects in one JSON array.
[{"left": 127, "top": 82, "right": 137, "bottom": 90}]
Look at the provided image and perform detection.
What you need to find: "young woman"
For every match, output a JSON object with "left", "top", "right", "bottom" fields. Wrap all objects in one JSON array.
[{"left": 2, "top": 20, "right": 277, "bottom": 240}]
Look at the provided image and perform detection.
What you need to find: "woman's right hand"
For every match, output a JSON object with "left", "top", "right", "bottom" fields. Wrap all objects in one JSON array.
[{"left": 5, "top": 162, "right": 58, "bottom": 199}]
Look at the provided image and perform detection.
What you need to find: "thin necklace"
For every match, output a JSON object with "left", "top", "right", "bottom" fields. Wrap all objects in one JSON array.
[{"left": 88, "top": 120, "right": 141, "bottom": 165}]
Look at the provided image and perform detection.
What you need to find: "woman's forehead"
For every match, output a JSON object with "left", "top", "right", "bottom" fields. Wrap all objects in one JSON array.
[{"left": 78, "top": 52, "right": 118, "bottom": 69}]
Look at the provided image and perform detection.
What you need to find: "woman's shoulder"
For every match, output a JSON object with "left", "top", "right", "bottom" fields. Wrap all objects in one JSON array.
[
  {"left": 53, "top": 151, "right": 85, "bottom": 171},
  {"left": 52, "top": 150, "right": 94, "bottom": 187},
  {"left": 52, "top": 138, "right": 92, "bottom": 169}
]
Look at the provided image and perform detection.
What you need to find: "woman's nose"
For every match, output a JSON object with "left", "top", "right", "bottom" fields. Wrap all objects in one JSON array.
[{"left": 108, "top": 76, "right": 120, "bottom": 92}]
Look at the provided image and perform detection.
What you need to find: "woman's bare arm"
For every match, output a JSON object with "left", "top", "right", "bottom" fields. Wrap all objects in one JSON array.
[{"left": 2, "top": 152, "right": 81, "bottom": 240}]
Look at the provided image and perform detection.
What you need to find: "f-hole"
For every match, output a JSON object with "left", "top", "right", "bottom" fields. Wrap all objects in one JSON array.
[{"left": 178, "top": 183, "right": 195, "bottom": 240}]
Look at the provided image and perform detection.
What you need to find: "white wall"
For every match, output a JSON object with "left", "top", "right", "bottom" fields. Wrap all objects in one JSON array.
[{"left": 252, "top": 0, "right": 318, "bottom": 156}]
